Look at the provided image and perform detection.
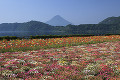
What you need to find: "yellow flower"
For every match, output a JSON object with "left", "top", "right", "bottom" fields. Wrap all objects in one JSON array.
[{"left": 59, "top": 60, "right": 66, "bottom": 64}]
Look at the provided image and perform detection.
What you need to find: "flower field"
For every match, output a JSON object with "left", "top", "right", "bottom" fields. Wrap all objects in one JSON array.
[
  {"left": 0, "top": 35, "right": 120, "bottom": 80},
  {"left": 0, "top": 35, "right": 120, "bottom": 53}
]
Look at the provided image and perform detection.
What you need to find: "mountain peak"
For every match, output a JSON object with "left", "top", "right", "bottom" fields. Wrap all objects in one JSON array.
[
  {"left": 54, "top": 15, "right": 61, "bottom": 17},
  {"left": 46, "top": 15, "right": 72, "bottom": 26},
  {"left": 52, "top": 15, "right": 64, "bottom": 20}
]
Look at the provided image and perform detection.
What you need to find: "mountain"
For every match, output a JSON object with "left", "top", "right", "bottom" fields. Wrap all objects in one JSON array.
[
  {"left": 0, "top": 16, "right": 120, "bottom": 36},
  {"left": 99, "top": 16, "right": 120, "bottom": 24},
  {"left": 46, "top": 15, "right": 72, "bottom": 26},
  {"left": 0, "top": 21, "right": 53, "bottom": 31},
  {"left": 15, "top": 21, "right": 54, "bottom": 31}
]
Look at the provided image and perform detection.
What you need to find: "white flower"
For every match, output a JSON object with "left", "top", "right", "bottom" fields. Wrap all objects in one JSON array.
[
  {"left": 28, "top": 69, "right": 39, "bottom": 74},
  {"left": 82, "top": 63, "right": 100, "bottom": 75},
  {"left": 33, "top": 66, "right": 43, "bottom": 69}
]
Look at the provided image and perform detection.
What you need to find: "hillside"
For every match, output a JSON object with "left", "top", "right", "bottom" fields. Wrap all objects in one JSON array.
[
  {"left": 0, "top": 21, "right": 53, "bottom": 31},
  {"left": 15, "top": 21, "right": 53, "bottom": 31},
  {"left": 99, "top": 16, "right": 120, "bottom": 24},
  {"left": 64, "top": 24, "right": 120, "bottom": 35}
]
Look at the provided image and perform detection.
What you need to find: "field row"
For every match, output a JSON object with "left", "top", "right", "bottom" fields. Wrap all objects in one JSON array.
[{"left": 0, "top": 35, "right": 120, "bottom": 53}]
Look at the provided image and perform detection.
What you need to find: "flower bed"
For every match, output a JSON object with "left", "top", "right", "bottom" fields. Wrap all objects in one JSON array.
[
  {"left": 0, "top": 35, "right": 120, "bottom": 53},
  {"left": 0, "top": 39, "right": 120, "bottom": 79}
]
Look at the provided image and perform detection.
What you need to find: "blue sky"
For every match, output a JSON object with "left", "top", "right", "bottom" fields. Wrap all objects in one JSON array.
[{"left": 0, "top": 0, "right": 120, "bottom": 25}]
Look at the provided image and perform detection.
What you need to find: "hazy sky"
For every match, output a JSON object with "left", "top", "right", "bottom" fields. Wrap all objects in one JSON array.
[{"left": 0, "top": 0, "right": 120, "bottom": 25}]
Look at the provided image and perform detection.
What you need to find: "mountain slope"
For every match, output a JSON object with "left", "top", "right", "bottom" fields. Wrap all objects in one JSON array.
[
  {"left": 0, "top": 21, "right": 53, "bottom": 31},
  {"left": 99, "top": 16, "right": 120, "bottom": 24},
  {"left": 46, "top": 15, "right": 72, "bottom": 26},
  {"left": 15, "top": 21, "right": 53, "bottom": 31}
]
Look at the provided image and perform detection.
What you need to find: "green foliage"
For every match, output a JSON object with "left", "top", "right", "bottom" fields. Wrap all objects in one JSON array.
[
  {"left": 27, "top": 34, "right": 96, "bottom": 39},
  {"left": 0, "top": 34, "right": 120, "bottom": 40},
  {"left": 65, "top": 24, "right": 120, "bottom": 35},
  {"left": 0, "top": 36, "right": 20, "bottom": 40}
]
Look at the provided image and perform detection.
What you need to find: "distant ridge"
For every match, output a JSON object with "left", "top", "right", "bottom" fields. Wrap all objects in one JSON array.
[
  {"left": 0, "top": 20, "right": 53, "bottom": 31},
  {"left": 46, "top": 15, "right": 72, "bottom": 26},
  {"left": 0, "top": 16, "right": 120, "bottom": 36},
  {"left": 99, "top": 16, "right": 120, "bottom": 24}
]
